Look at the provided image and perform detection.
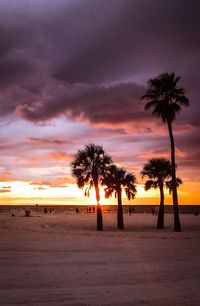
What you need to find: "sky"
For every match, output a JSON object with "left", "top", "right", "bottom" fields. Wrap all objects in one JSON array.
[{"left": 0, "top": 0, "right": 199, "bottom": 205}]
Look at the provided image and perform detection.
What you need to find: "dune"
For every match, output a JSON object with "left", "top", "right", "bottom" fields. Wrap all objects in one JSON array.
[{"left": 0, "top": 210, "right": 199, "bottom": 306}]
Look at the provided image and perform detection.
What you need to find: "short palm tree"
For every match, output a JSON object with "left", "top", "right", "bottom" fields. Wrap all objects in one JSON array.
[
  {"left": 71, "top": 144, "right": 112, "bottom": 231},
  {"left": 102, "top": 165, "right": 137, "bottom": 229},
  {"left": 141, "top": 158, "right": 172, "bottom": 229},
  {"left": 166, "top": 177, "right": 183, "bottom": 194},
  {"left": 141, "top": 72, "right": 189, "bottom": 231}
]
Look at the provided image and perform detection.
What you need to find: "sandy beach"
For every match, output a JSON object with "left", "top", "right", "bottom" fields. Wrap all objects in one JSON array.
[{"left": 0, "top": 210, "right": 200, "bottom": 306}]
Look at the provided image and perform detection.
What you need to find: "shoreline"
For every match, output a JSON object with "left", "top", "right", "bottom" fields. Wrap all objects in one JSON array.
[{"left": 0, "top": 204, "right": 199, "bottom": 215}]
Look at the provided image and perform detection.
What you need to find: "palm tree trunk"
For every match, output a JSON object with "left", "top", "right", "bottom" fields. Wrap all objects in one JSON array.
[
  {"left": 157, "top": 182, "right": 164, "bottom": 229},
  {"left": 117, "top": 188, "right": 124, "bottom": 229},
  {"left": 167, "top": 119, "right": 181, "bottom": 232},
  {"left": 94, "top": 181, "right": 103, "bottom": 231}
]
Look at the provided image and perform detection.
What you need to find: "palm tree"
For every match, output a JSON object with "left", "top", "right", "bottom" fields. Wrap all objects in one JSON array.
[
  {"left": 141, "top": 72, "right": 189, "bottom": 231},
  {"left": 166, "top": 177, "right": 183, "bottom": 194},
  {"left": 141, "top": 158, "right": 172, "bottom": 229},
  {"left": 71, "top": 144, "right": 112, "bottom": 231},
  {"left": 102, "top": 165, "right": 137, "bottom": 229}
]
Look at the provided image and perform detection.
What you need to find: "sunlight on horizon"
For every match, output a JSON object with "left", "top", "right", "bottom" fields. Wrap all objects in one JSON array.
[{"left": 0, "top": 180, "right": 199, "bottom": 205}]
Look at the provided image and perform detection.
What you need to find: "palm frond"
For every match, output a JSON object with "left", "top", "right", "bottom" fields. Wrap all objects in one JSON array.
[
  {"left": 103, "top": 164, "right": 137, "bottom": 202},
  {"left": 144, "top": 180, "right": 157, "bottom": 191},
  {"left": 141, "top": 72, "right": 190, "bottom": 123},
  {"left": 141, "top": 158, "right": 172, "bottom": 191},
  {"left": 71, "top": 144, "right": 112, "bottom": 200},
  {"left": 166, "top": 177, "right": 183, "bottom": 194}
]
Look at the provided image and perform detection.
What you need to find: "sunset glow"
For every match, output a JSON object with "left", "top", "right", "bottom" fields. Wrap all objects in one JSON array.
[{"left": 0, "top": 179, "right": 196, "bottom": 206}]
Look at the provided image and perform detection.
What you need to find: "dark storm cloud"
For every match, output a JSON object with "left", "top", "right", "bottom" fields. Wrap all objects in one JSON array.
[
  {"left": 0, "top": 18, "right": 48, "bottom": 116},
  {"left": 53, "top": 0, "right": 200, "bottom": 84},
  {"left": 0, "top": 24, "right": 33, "bottom": 83},
  {"left": 175, "top": 129, "right": 200, "bottom": 169},
  {"left": 0, "top": 17, "right": 47, "bottom": 86},
  {"left": 17, "top": 82, "right": 146, "bottom": 125},
  {"left": 0, "top": 0, "right": 199, "bottom": 127}
]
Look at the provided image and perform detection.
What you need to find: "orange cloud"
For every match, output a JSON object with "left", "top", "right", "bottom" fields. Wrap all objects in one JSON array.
[
  {"left": 28, "top": 137, "right": 72, "bottom": 146},
  {"left": 29, "top": 181, "right": 50, "bottom": 186},
  {"left": 140, "top": 147, "right": 187, "bottom": 160},
  {"left": 48, "top": 151, "right": 73, "bottom": 161},
  {"left": 127, "top": 167, "right": 140, "bottom": 172},
  {"left": 29, "top": 176, "right": 74, "bottom": 188},
  {"left": 0, "top": 186, "right": 11, "bottom": 193}
]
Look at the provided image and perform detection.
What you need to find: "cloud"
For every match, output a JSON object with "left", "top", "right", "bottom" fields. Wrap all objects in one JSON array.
[
  {"left": 29, "top": 181, "right": 50, "bottom": 186},
  {"left": 0, "top": 189, "right": 11, "bottom": 193},
  {"left": 33, "top": 186, "right": 48, "bottom": 190},
  {"left": 0, "top": 24, "right": 34, "bottom": 88},
  {"left": 28, "top": 137, "right": 72, "bottom": 146},
  {"left": 139, "top": 147, "right": 187, "bottom": 160},
  {"left": 0, "top": 0, "right": 199, "bottom": 197},
  {"left": 48, "top": 151, "right": 73, "bottom": 162},
  {"left": 52, "top": 1, "right": 200, "bottom": 84},
  {"left": 0, "top": 186, "right": 11, "bottom": 194},
  {"left": 0, "top": 2, "right": 197, "bottom": 111},
  {"left": 30, "top": 176, "right": 70, "bottom": 188},
  {"left": 16, "top": 82, "right": 145, "bottom": 125},
  {"left": 0, "top": 0, "right": 198, "bottom": 133}
]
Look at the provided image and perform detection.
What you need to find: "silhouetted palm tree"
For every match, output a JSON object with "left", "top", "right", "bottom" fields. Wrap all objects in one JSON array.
[
  {"left": 166, "top": 177, "right": 183, "bottom": 194},
  {"left": 71, "top": 144, "right": 112, "bottom": 231},
  {"left": 141, "top": 72, "right": 189, "bottom": 231},
  {"left": 102, "top": 165, "right": 137, "bottom": 229},
  {"left": 141, "top": 158, "right": 172, "bottom": 229}
]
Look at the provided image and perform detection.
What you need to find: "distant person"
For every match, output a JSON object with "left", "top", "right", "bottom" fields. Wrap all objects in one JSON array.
[
  {"left": 24, "top": 209, "right": 31, "bottom": 217},
  {"left": 151, "top": 207, "right": 155, "bottom": 216},
  {"left": 75, "top": 207, "right": 79, "bottom": 214},
  {"left": 44, "top": 207, "right": 48, "bottom": 214},
  {"left": 92, "top": 206, "right": 95, "bottom": 213},
  {"left": 88, "top": 206, "right": 91, "bottom": 213}
]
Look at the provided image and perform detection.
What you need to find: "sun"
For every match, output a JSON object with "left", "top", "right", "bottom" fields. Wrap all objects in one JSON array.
[{"left": 87, "top": 187, "right": 110, "bottom": 205}]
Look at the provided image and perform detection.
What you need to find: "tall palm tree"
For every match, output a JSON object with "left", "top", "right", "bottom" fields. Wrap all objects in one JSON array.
[
  {"left": 102, "top": 165, "right": 137, "bottom": 229},
  {"left": 141, "top": 158, "right": 172, "bottom": 229},
  {"left": 71, "top": 144, "right": 112, "bottom": 231},
  {"left": 141, "top": 72, "right": 189, "bottom": 231}
]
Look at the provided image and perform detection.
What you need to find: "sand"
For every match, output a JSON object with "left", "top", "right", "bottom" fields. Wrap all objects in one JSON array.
[{"left": 0, "top": 210, "right": 199, "bottom": 306}]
